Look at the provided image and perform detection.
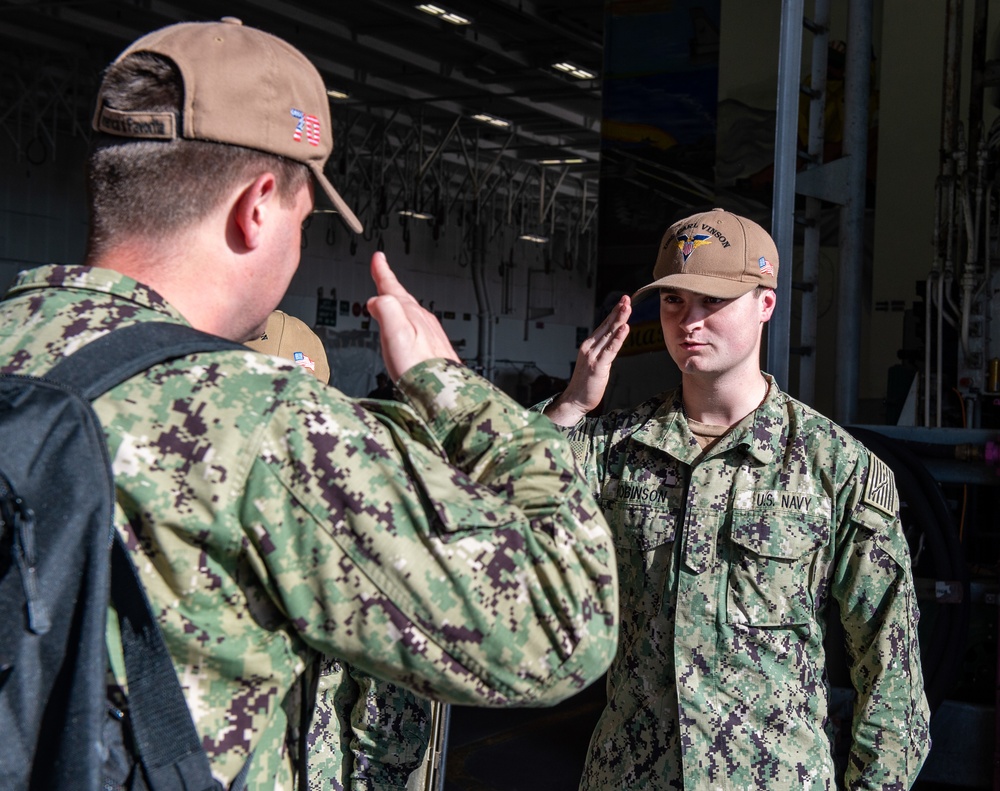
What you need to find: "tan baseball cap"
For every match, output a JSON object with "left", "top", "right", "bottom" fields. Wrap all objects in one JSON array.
[
  {"left": 92, "top": 17, "right": 362, "bottom": 234},
  {"left": 632, "top": 208, "right": 778, "bottom": 300},
  {"left": 245, "top": 310, "right": 331, "bottom": 385}
]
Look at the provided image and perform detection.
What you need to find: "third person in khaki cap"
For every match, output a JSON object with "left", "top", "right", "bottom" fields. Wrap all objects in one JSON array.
[
  {"left": 246, "top": 312, "right": 432, "bottom": 791},
  {"left": 539, "top": 208, "right": 931, "bottom": 790}
]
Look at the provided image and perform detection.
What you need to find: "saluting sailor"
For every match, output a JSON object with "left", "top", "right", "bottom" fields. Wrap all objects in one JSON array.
[{"left": 541, "top": 208, "right": 931, "bottom": 790}]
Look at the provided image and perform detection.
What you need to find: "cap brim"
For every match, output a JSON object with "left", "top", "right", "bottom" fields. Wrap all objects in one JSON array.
[
  {"left": 312, "top": 165, "right": 363, "bottom": 234},
  {"left": 631, "top": 273, "right": 759, "bottom": 302}
]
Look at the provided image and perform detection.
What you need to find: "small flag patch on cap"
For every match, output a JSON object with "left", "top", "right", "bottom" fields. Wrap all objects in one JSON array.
[
  {"left": 293, "top": 351, "right": 316, "bottom": 371},
  {"left": 290, "top": 108, "right": 321, "bottom": 147}
]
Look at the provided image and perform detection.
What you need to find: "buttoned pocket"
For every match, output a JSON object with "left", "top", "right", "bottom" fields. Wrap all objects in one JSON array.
[
  {"left": 727, "top": 511, "right": 829, "bottom": 627},
  {"left": 363, "top": 399, "right": 521, "bottom": 537},
  {"left": 604, "top": 494, "right": 679, "bottom": 619}
]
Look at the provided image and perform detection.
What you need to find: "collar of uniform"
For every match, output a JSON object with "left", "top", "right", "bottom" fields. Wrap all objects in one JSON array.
[
  {"left": 631, "top": 375, "right": 785, "bottom": 466},
  {"left": 630, "top": 388, "right": 704, "bottom": 465},
  {"left": 719, "top": 372, "right": 783, "bottom": 465},
  {"left": 3, "top": 264, "right": 183, "bottom": 319}
]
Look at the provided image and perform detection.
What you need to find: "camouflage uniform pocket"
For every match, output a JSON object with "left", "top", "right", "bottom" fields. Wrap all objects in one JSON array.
[
  {"left": 727, "top": 511, "right": 829, "bottom": 627},
  {"left": 605, "top": 499, "right": 679, "bottom": 620}
]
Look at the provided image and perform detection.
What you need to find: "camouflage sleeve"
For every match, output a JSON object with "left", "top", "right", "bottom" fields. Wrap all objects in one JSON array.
[
  {"left": 346, "top": 664, "right": 431, "bottom": 791},
  {"left": 831, "top": 450, "right": 931, "bottom": 789},
  {"left": 243, "top": 359, "right": 618, "bottom": 708},
  {"left": 529, "top": 395, "right": 609, "bottom": 498}
]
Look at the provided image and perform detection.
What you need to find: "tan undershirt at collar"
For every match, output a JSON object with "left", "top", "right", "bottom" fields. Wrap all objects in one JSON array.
[
  {"left": 687, "top": 418, "right": 730, "bottom": 451},
  {"left": 685, "top": 380, "right": 771, "bottom": 452}
]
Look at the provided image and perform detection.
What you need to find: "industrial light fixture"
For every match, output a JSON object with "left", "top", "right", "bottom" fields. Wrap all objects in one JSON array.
[
  {"left": 311, "top": 208, "right": 340, "bottom": 214},
  {"left": 553, "top": 61, "right": 596, "bottom": 80},
  {"left": 472, "top": 112, "right": 510, "bottom": 128},
  {"left": 326, "top": 88, "right": 350, "bottom": 100},
  {"left": 539, "top": 158, "right": 586, "bottom": 165},
  {"left": 416, "top": 4, "right": 471, "bottom": 25},
  {"left": 399, "top": 209, "right": 436, "bottom": 220},
  {"left": 519, "top": 233, "right": 549, "bottom": 244}
]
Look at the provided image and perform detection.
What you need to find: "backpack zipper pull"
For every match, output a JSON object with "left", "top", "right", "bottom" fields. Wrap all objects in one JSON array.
[{"left": 13, "top": 502, "right": 50, "bottom": 635}]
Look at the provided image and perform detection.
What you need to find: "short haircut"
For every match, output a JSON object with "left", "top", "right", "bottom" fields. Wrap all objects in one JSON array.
[{"left": 86, "top": 52, "right": 310, "bottom": 257}]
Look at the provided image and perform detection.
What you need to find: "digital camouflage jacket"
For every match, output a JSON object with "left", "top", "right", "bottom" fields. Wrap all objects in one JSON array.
[
  {"left": 0, "top": 265, "right": 619, "bottom": 791},
  {"left": 544, "top": 379, "right": 930, "bottom": 790}
]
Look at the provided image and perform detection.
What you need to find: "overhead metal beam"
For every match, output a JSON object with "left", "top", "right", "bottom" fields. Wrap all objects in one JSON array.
[{"left": 239, "top": 0, "right": 600, "bottom": 134}]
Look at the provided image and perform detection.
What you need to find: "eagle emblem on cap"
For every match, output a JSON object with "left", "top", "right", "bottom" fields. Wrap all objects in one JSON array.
[{"left": 675, "top": 233, "right": 711, "bottom": 262}]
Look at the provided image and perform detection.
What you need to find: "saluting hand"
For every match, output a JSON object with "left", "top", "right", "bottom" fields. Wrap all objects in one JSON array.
[
  {"left": 367, "top": 252, "right": 460, "bottom": 382},
  {"left": 545, "top": 294, "right": 631, "bottom": 426}
]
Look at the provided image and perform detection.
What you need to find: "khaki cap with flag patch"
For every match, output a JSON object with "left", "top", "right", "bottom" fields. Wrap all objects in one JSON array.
[
  {"left": 246, "top": 310, "right": 331, "bottom": 385},
  {"left": 92, "top": 17, "right": 362, "bottom": 234},
  {"left": 632, "top": 208, "right": 778, "bottom": 300}
]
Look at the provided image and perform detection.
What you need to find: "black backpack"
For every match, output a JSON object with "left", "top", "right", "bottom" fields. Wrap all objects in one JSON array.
[{"left": 0, "top": 322, "right": 247, "bottom": 791}]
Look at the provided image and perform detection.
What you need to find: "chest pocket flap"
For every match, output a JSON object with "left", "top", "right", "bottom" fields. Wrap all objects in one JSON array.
[
  {"left": 728, "top": 509, "right": 830, "bottom": 627},
  {"left": 602, "top": 479, "right": 681, "bottom": 551},
  {"left": 730, "top": 510, "right": 830, "bottom": 560}
]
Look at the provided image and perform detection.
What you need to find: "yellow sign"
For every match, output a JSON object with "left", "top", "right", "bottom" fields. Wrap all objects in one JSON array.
[{"left": 619, "top": 320, "right": 664, "bottom": 357}]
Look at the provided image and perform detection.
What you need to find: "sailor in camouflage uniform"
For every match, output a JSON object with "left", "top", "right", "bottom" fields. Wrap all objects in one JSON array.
[
  {"left": 246, "top": 313, "right": 432, "bottom": 791},
  {"left": 541, "top": 209, "right": 930, "bottom": 789},
  {"left": 0, "top": 19, "right": 618, "bottom": 791}
]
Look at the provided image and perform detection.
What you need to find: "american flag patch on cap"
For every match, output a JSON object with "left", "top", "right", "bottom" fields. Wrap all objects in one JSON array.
[
  {"left": 862, "top": 453, "right": 898, "bottom": 517},
  {"left": 293, "top": 351, "right": 317, "bottom": 371},
  {"left": 290, "top": 108, "right": 321, "bottom": 147}
]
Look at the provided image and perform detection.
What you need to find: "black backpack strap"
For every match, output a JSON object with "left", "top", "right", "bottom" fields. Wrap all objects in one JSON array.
[
  {"left": 112, "top": 536, "right": 221, "bottom": 791},
  {"left": 45, "top": 321, "right": 245, "bottom": 398},
  {"left": 47, "top": 322, "right": 247, "bottom": 791}
]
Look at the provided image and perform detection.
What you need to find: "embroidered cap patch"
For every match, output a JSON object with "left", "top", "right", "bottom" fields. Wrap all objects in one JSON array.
[
  {"left": 293, "top": 351, "right": 316, "bottom": 372},
  {"left": 675, "top": 233, "right": 711, "bottom": 262}
]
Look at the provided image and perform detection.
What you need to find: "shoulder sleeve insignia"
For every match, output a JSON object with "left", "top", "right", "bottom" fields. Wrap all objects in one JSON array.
[{"left": 862, "top": 452, "right": 898, "bottom": 517}]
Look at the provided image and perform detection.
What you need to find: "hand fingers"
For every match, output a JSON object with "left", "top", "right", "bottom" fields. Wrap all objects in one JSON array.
[
  {"left": 605, "top": 321, "right": 630, "bottom": 353},
  {"left": 595, "top": 300, "right": 623, "bottom": 335},
  {"left": 592, "top": 321, "right": 629, "bottom": 360},
  {"left": 605, "top": 297, "right": 632, "bottom": 344},
  {"left": 367, "top": 293, "right": 401, "bottom": 336},
  {"left": 586, "top": 296, "right": 631, "bottom": 352},
  {"left": 612, "top": 294, "right": 632, "bottom": 327},
  {"left": 370, "top": 251, "right": 412, "bottom": 302},
  {"left": 600, "top": 296, "right": 631, "bottom": 332}
]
